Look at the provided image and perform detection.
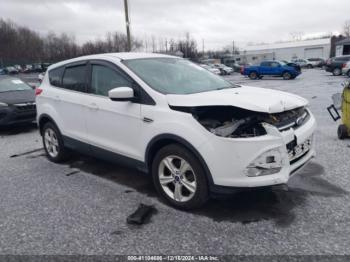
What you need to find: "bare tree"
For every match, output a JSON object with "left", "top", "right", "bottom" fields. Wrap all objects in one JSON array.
[
  {"left": 344, "top": 20, "right": 350, "bottom": 37},
  {"left": 0, "top": 18, "right": 143, "bottom": 65},
  {"left": 290, "top": 31, "right": 304, "bottom": 41}
]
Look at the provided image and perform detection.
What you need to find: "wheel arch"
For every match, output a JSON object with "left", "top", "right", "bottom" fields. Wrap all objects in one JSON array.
[
  {"left": 38, "top": 114, "right": 59, "bottom": 136},
  {"left": 145, "top": 134, "right": 215, "bottom": 187}
]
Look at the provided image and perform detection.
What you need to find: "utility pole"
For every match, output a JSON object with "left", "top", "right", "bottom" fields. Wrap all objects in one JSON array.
[
  {"left": 202, "top": 39, "right": 205, "bottom": 54},
  {"left": 232, "top": 40, "right": 235, "bottom": 55},
  {"left": 123, "top": 0, "right": 131, "bottom": 52}
]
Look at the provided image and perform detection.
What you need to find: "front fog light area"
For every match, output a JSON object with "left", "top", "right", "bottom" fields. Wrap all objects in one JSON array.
[{"left": 244, "top": 148, "right": 284, "bottom": 177}]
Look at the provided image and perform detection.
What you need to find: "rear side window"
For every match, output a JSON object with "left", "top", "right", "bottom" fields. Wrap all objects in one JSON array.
[
  {"left": 48, "top": 67, "right": 64, "bottom": 87},
  {"left": 62, "top": 65, "right": 87, "bottom": 92},
  {"left": 91, "top": 65, "right": 132, "bottom": 96},
  {"left": 335, "top": 56, "right": 350, "bottom": 62},
  {"left": 261, "top": 62, "right": 270, "bottom": 66}
]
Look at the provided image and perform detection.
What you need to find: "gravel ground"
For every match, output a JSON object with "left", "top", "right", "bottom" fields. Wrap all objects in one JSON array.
[{"left": 0, "top": 69, "right": 350, "bottom": 255}]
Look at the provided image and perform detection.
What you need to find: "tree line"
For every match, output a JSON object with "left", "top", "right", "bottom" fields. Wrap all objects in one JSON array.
[
  {"left": 0, "top": 18, "right": 206, "bottom": 67},
  {"left": 0, "top": 18, "right": 146, "bottom": 66}
]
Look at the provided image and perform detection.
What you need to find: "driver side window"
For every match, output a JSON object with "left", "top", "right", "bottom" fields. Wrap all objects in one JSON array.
[{"left": 91, "top": 64, "right": 132, "bottom": 96}]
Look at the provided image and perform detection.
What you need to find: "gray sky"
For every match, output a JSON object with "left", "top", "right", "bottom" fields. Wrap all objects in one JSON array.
[{"left": 1, "top": 0, "right": 349, "bottom": 50}]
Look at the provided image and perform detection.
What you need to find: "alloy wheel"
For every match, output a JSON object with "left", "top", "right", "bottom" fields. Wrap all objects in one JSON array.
[
  {"left": 158, "top": 155, "right": 197, "bottom": 202},
  {"left": 44, "top": 128, "right": 59, "bottom": 158}
]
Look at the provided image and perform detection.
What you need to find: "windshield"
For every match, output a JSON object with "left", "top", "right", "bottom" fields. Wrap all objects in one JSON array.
[
  {"left": 0, "top": 78, "right": 32, "bottom": 92},
  {"left": 123, "top": 58, "right": 235, "bottom": 94}
]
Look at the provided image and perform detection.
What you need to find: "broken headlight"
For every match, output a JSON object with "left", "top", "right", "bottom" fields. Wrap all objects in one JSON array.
[
  {"left": 204, "top": 117, "right": 267, "bottom": 138},
  {"left": 244, "top": 148, "right": 284, "bottom": 177}
]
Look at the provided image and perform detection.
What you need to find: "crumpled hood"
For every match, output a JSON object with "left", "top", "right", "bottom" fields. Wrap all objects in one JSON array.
[{"left": 166, "top": 85, "right": 308, "bottom": 113}]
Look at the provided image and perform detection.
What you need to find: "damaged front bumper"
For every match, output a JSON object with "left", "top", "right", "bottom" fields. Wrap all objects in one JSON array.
[{"left": 198, "top": 109, "right": 316, "bottom": 189}]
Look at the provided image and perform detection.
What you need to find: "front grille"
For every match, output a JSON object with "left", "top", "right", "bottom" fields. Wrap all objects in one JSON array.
[
  {"left": 14, "top": 103, "right": 36, "bottom": 111},
  {"left": 265, "top": 107, "right": 309, "bottom": 131}
]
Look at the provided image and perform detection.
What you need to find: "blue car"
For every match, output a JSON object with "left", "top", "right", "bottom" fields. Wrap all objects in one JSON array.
[{"left": 242, "top": 60, "right": 301, "bottom": 80}]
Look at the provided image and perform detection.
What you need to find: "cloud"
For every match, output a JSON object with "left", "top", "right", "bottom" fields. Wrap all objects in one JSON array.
[{"left": 0, "top": 0, "right": 349, "bottom": 50}]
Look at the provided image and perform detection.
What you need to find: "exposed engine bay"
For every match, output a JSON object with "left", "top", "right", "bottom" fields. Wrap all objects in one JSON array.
[{"left": 170, "top": 106, "right": 308, "bottom": 138}]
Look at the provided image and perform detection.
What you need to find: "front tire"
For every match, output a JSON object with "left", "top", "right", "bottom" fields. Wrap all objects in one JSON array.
[
  {"left": 42, "top": 122, "right": 69, "bottom": 162},
  {"left": 283, "top": 71, "right": 292, "bottom": 80},
  {"left": 152, "top": 144, "right": 209, "bottom": 210},
  {"left": 249, "top": 71, "right": 258, "bottom": 80},
  {"left": 333, "top": 68, "right": 342, "bottom": 76}
]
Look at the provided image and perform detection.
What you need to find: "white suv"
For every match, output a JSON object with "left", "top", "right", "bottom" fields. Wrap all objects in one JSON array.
[
  {"left": 36, "top": 53, "right": 316, "bottom": 210},
  {"left": 342, "top": 61, "right": 350, "bottom": 77}
]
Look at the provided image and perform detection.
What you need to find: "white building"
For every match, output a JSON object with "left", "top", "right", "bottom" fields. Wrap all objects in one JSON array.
[{"left": 238, "top": 38, "right": 331, "bottom": 64}]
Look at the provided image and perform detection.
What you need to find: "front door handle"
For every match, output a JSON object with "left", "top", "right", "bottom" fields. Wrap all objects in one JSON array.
[{"left": 87, "top": 103, "right": 99, "bottom": 111}]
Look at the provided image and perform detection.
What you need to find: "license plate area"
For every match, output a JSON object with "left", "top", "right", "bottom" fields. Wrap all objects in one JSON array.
[{"left": 288, "top": 137, "right": 312, "bottom": 162}]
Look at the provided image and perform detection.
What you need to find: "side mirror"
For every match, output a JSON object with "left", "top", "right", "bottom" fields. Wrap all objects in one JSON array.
[{"left": 108, "top": 87, "right": 135, "bottom": 101}]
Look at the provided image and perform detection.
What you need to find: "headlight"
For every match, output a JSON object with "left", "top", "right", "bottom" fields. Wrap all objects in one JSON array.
[
  {"left": 0, "top": 102, "right": 8, "bottom": 107},
  {"left": 244, "top": 148, "right": 285, "bottom": 177}
]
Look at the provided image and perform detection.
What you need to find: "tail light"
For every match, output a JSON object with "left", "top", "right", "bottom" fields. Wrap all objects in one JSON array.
[
  {"left": 342, "top": 63, "right": 347, "bottom": 68},
  {"left": 240, "top": 66, "right": 244, "bottom": 74},
  {"left": 35, "top": 88, "right": 43, "bottom": 96}
]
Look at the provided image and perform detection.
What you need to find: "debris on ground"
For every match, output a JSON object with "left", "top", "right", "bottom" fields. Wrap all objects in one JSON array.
[
  {"left": 9, "top": 148, "right": 43, "bottom": 158},
  {"left": 65, "top": 170, "right": 80, "bottom": 176},
  {"left": 127, "top": 204, "right": 157, "bottom": 225}
]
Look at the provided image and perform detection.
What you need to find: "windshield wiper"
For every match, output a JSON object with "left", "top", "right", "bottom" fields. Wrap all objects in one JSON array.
[{"left": 216, "top": 85, "right": 236, "bottom": 90}]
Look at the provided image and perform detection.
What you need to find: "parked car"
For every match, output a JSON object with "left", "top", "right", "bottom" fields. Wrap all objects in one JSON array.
[
  {"left": 212, "top": 64, "right": 233, "bottom": 75},
  {"left": 200, "top": 64, "right": 221, "bottom": 75},
  {"left": 242, "top": 60, "right": 300, "bottom": 80},
  {"left": 0, "top": 68, "right": 6, "bottom": 75},
  {"left": 231, "top": 63, "right": 242, "bottom": 73},
  {"left": 307, "top": 58, "right": 325, "bottom": 68},
  {"left": 325, "top": 55, "right": 350, "bottom": 76},
  {"left": 33, "top": 63, "right": 44, "bottom": 73},
  {"left": 291, "top": 58, "right": 313, "bottom": 68},
  {"left": 38, "top": 72, "right": 45, "bottom": 82},
  {"left": 23, "top": 65, "right": 34, "bottom": 73},
  {"left": 4, "top": 66, "right": 19, "bottom": 75},
  {"left": 0, "top": 76, "right": 36, "bottom": 126},
  {"left": 342, "top": 61, "right": 350, "bottom": 77},
  {"left": 36, "top": 53, "right": 316, "bottom": 210},
  {"left": 13, "top": 65, "right": 24, "bottom": 73},
  {"left": 281, "top": 60, "right": 301, "bottom": 73},
  {"left": 41, "top": 63, "right": 51, "bottom": 71}
]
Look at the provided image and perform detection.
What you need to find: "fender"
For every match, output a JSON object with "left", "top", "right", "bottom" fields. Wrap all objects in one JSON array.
[{"left": 145, "top": 133, "right": 215, "bottom": 188}]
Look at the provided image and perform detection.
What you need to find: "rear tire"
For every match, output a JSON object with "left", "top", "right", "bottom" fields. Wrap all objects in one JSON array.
[
  {"left": 42, "top": 122, "right": 69, "bottom": 162},
  {"left": 283, "top": 71, "right": 292, "bottom": 80},
  {"left": 333, "top": 68, "right": 342, "bottom": 76},
  {"left": 307, "top": 64, "right": 313, "bottom": 69},
  {"left": 151, "top": 144, "right": 209, "bottom": 210},
  {"left": 249, "top": 71, "right": 258, "bottom": 80},
  {"left": 337, "top": 124, "right": 348, "bottom": 140}
]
